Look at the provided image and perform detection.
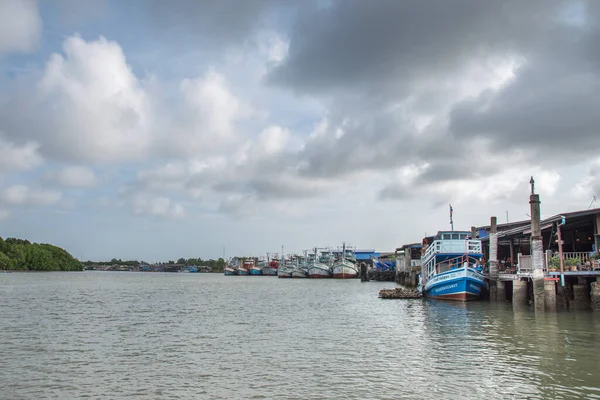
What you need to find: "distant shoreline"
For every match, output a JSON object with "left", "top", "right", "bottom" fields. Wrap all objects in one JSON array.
[{"left": 2, "top": 270, "right": 84, "bottom": 273}]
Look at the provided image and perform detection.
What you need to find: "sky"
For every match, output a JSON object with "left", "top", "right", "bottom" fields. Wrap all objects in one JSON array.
[{"left": 0, "top": 0, "right": 599, "bottom": 262}]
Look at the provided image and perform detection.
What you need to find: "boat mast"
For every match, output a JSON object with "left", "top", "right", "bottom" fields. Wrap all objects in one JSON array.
[{"left": 342, "top": 242, "right": 346, "bottom": 278}]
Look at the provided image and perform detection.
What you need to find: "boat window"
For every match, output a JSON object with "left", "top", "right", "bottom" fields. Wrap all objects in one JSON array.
[
  {"left": 451, "top": 233, "right": 459, "bottom": 240},
  {"left": 459, "top": 234, "right": 467, "bottom": 239},
  {"left": 442, "top": 234, "right": 451, "bottom": 240}
]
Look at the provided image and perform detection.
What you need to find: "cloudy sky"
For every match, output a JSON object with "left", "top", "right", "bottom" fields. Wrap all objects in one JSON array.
[{"left": 0, "top": 0, "right": 599, "bottom": 261}]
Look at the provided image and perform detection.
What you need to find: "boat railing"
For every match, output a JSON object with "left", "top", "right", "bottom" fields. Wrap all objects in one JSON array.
[
  {"left": 424, "top": 254, "right": 481, "bottom": 281},
  {"left": 423, "top": 239, "right": 482, "bottom": 261}
]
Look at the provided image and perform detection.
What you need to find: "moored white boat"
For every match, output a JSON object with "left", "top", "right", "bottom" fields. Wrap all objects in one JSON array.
[
  {"left": 332, "top": 260, "right": 358, "bottom": 279},
  {"left": 261, "top": 255, "right": 279, "bottom": 276},
  {"left": 277, "top": 266, "right": 293, "bottom": 278},
  {"left": 332, "top": 244, "right": 358, "bottom": 279},
  {"left": 307, "top": 249, "right": 332, "bottom": 278},
  {"left": 308, "top": 264, "right": 331, "bottom": 278},
  {"left": 291, "top": 267, "right": 309, "bottom": 278}
]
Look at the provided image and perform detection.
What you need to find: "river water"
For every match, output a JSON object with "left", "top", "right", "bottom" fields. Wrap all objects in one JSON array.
[{"left": 1, "top": 272, "right": 599, "bottom": 399}]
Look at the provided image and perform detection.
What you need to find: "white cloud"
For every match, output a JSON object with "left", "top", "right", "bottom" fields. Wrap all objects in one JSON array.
[
  {"left": 38, "top": 35, "right": 153, "bottom": 162},
  {"left": 131, "top": 194, "right": 185, "bottom": 219},
  {"left": 1, "top": 184, "right": 62, "bottom": 207},
  {"left": 258, "top": 125, "right": 290, "bottom": 154},
  {"left": 0, "top": 0, "right": 41, "bottom": 55},
  {"left": 174, "top": 69, "right": 253, "bottom": 155},
  {"left": 49, "top": 166, "right": 97, "bottom": 187},
  {"left": 536, "top": 170, "right": 561, "bottom": 197},
  {"left": 0, "top": 135, "right": 43, "bottom": 173}
]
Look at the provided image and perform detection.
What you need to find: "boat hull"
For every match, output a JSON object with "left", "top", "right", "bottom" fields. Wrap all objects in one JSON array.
[
  {"left": 277, "top": 268, "right": 293, "bottom": 278},
  {"left": 261, "top": 267, "right": 278, "bottom": 276},
  {"left": 224, "top": 268, "right": 236, "bottom": 276},
  {"left": 424, "top": 267, "right": 485, "bottom": 301},
  {"left": 291, "top": 269, "right": 309, "bottom": 278},
  {"left": 249, "top": 268, "right": 262, "bottom": 275},
  {"left": 236, "top": 268, "right": 249, "bottom": 275},
  {"left": 332, "top": 262, "right": 358, "bottom": 279},
  {"left": 308, "top": 266, "right": 332, "bottom": 279}
]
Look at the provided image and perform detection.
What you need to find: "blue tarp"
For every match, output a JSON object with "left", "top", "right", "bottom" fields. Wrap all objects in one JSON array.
[
  {"left": 372, "top": 258, "right": 395, "bottom": 271},
  {"left": 356, "top": 251, "right": 379, "bottom": 260}
]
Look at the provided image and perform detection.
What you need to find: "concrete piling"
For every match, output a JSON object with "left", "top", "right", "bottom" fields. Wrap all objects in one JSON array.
[
  {"left": 544, "top": 280, "right": 557, "bottom": 311},
  {"left": 489, "top": 217, "right": 498, "bottom": 302},
  {"left": 530, "top": 193, "right": 545, "bottom": 312},
  {"left": 497, "top": 280, "right": 506, "bottom": 302},
  {"left": 571, "top": 284, "right": 589, "bottom": 310},
  {"left": 513, "top": 280, "right": 528, "bottom": 307},
  {"left": 591, "top": 281, "right": 600, "bottom": 312},
  {"left": 360, "top": 262, "right": 368, "bottom": 282}
]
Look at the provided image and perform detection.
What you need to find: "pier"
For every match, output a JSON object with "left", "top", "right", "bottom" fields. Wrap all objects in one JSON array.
[
  {"left": 478, "top": 181, "right": 600, "bottom": 311},
  {"left": 381, "top": 178, "right": 600, "bottom": 311}
]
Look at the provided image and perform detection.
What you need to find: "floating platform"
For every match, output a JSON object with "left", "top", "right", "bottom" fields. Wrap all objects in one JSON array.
[{"left": 378, "top": 288, "right": 423, "bottom": 299}]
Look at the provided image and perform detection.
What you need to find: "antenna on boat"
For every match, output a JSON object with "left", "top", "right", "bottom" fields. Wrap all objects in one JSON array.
[
  {"left": 589, "top": 195, "right": 597, "bottom": 210},
  {"left": 449, "top": 204, "right": 454, "bottom": 232}
]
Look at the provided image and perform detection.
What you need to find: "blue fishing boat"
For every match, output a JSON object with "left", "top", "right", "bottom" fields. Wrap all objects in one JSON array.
[
  {"left": 420, "top": 231, "right": 485, "bottom": 301},
  {"left": 246, "top": 259, "right": 262, "bottom": 275},
  {"left": 224, "top": 257, "right": 239, "bottom": 275}
]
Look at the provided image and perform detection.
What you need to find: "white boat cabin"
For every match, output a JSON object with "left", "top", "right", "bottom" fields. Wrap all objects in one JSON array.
[{"left": 422, "top": 231, "right": 483, "bottom": 281}]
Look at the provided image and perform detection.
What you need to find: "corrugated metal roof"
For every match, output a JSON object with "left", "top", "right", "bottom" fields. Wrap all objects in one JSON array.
[{"left": 480, "top": 207, "right": 600, "bottom": 241}]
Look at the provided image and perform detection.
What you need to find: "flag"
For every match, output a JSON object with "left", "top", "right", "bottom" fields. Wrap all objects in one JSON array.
[{"left": 449, "top": 204, "right": 453, "bottom": 217}]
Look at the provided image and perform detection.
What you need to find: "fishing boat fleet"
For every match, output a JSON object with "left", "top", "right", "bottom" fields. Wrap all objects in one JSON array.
[
  {"left": 224, "top": 245, "right": 359, "bottom": 279},
  {"left": 223, "top": 204, "right": 489, "bottom": 301}
]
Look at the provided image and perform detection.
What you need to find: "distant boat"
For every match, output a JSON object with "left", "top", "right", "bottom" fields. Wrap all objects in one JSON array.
[
  {"left": 277, "top": 261, "right": 293, "bottom": 278},
  {"left": 225, "top": 257, "right": 241, "bottom": 276},
  {"left": 332, "top": 244, "right": 358, "bottom": 279},
  {"left": 291, "top": 266, "right": 309, "bottom": 278},
  {"left": 261, "top": 258, "right": 279, "bottom": 276},
  {"left": 420, "top": 231, "right": 485, "bottom": 301},
  {"left": 236, "top": 266, "right": 249, "bottom": 275},
  {"left": 308, "top": 249, "right": 332, "bottom": 279},
  {"left": 245, "top": 259, "right": 262, "bottom": 275}
]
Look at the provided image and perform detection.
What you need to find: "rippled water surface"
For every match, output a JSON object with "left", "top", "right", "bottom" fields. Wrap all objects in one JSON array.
[{"left": 1, "top": 272, "right": 600, "bottom": 399}]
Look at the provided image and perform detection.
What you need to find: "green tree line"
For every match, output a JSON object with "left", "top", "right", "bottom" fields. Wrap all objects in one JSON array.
[
  {"left": 83, "top": 257, "right": 226, "bottom": 271},
  {"left": 0, "top": 237, "right": 83, "bottom": 271}
]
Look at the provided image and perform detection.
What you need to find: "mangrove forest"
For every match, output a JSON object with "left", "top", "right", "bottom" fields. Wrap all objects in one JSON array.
[{"left": 0, "top": 237, "right": 82, "bottom": 271}]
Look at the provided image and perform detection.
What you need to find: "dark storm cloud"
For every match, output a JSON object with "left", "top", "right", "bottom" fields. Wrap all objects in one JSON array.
[
  {"left": 449, "top": 49, "right": 600, "bottom": 154},
  {"left": 268, "top": 0, "right": 564, "bottom": 95},
  {"left": 263, "top": 0, "right": 600, "bottom": 189}
]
